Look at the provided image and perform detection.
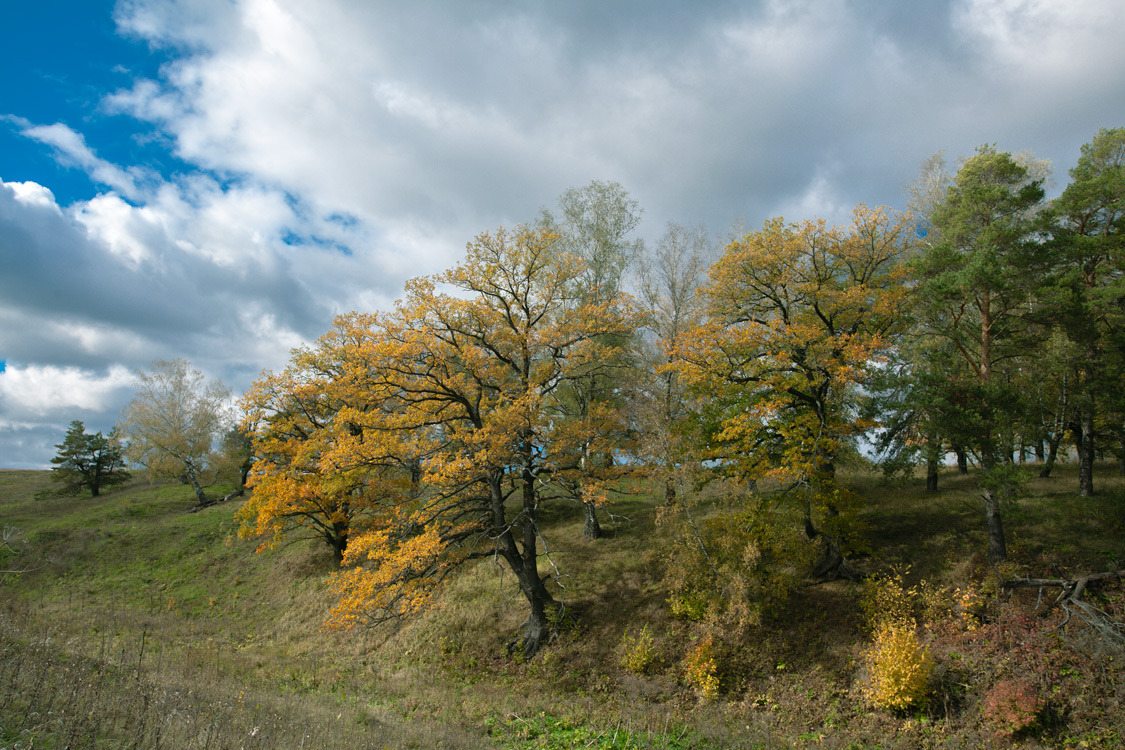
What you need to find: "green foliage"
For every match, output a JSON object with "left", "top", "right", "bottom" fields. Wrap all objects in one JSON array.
[
  {"left": 663, "top": 504, "right": 812, "bottom": 631},
  {"left": 487, "top": 712, "right": 716, "bottom": 750},
  {"left": 49, "top": 420, "right": 130, "bottom": 497},
  {"left": 667, "top": 591, "right": 708, "bottom": 621}
]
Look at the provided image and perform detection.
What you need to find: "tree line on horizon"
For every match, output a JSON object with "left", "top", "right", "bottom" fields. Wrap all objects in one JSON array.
[{"left": 49, "top": 127, "right": 1124, "bottom": 659}]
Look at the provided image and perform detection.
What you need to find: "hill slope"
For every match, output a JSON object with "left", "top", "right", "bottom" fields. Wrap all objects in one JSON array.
[{"left": 2, "top": 467, "right": 1124, "bottom": 748}]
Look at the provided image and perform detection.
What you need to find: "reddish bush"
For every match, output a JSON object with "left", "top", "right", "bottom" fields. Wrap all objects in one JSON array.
[{"left": 982, "top": 678, "right": 1043, "bottom": 737}]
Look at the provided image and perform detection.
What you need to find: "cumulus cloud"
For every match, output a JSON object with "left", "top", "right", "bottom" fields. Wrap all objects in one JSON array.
[
  {"left": 0, "top": 363, "right": 137, "bottom": 416},
  {"left": 2, "top": 0, "right": 1124, "bottom": 466}
]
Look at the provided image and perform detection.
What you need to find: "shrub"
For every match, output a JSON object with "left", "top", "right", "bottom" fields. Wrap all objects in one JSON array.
[
  {"left": 952, "top": 584, "right": 984, "bottom": 631},
  {"left": 863, "top": 622, "right": 934, "bottom": 710},
  {"left": 859, "top": 569, "right": 916, "bottom": 631},
  {"left": 982, "top": 678, "right": 1042, "bottom": 737},
  {"left": 618, "top": 625, "right": 657, "bottom": 674},
  {"left": 683, "top": 636, "right": 720, "bottom": 701},
  {"left": 664, "top": 507, "right": 811, "bottom": 631}
]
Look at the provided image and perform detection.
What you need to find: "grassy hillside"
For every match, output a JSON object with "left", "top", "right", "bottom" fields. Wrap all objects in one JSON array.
[{"left": 2, "top": 466, "right": 1123, "bottom": 749}]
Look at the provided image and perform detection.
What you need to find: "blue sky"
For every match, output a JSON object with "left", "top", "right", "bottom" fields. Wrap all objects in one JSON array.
[
  {"left": 1, "top": 2, "right": 173, "bottom": 203},
  {"left": 2, "top": 0, "right": 1124, "bottom": 468}
]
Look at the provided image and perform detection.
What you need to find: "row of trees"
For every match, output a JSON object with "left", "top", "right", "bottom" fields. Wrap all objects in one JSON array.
[
  {"left": 240, "top": 129, "right": 1122, "bottom": 652},
  {"left": 51, "top": 129, "right": 1122, "bottom": 655}
]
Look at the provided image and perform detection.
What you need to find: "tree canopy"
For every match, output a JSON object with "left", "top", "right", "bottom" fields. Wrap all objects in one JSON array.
[
  {"left": 120, "top": 359, "right": 230, "bottom": 508},
  {"left": 49, "top": 420, "right": 130, "bottom": 498}
]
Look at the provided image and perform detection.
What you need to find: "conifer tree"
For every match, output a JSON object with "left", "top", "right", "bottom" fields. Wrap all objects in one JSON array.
[{"left": 50, "top": 420, "right": 130, "bottom": 497}]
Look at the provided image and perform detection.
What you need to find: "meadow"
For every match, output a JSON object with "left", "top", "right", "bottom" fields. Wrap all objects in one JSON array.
[{"left": 1, "top": 465, "right": 1123, "bottom": 749}]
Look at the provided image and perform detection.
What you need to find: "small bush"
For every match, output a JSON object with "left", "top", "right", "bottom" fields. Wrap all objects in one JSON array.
[
  {"left": 863, "top": 622, "right": 934, "bottom": 711},
  {"left": 859, "top": 569, "right": 916, "bottom": 631},
  {"left": 667, "top": 592, "right": 708, "bottom": 621},
  {"left": 683, "top": 636, "right": 720, "bottom": 701},
  {"left": 982, "top": 678, "right": 1043, "bottom": 738},
  {"left": 952, "top": 584, "right": 984, "bottom": 631},
  {"left": 618, "top": 625, "right": 657, "bottom": 674}
]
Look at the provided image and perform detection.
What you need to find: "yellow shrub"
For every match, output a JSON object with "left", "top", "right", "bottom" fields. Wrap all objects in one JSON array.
[
  {"left": 953, "top": 585, "right": 984, "bottom": 631},
  {"left": 863, "top": 622, "right": 934, "bottom": 710},
  {"left": 859, "top": 569, "right": 916, "bottom": 631},
  {"left": 618, "top": 625, "right": 656, "bottom": 674},
  {"left": 683, "top": 636, "right": 720, "bottom": 700}
]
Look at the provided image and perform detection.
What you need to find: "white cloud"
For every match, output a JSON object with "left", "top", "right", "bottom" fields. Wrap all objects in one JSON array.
[
  {"left": 772, "top": 167, "right": 853, "bottom": 228},
  {"left": 18, "top": 122, "right": 151, "bottom": 200},
  {"left": 3, "top": 0, "right": 1125, "bottom": 467},
  {"left": 0, "top": 363, "right": 137, "bottom": 416},
  {"left": 954, "top": 0, "right": 1125, "bottom": 77},
  {"left": 4, "top": 180, "right": 60, "bottom": 210}
]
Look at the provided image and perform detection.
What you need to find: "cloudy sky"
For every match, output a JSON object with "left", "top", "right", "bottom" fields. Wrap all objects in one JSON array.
[{"left": 1, "top": 0, "right": 1123, "bottom": 468}]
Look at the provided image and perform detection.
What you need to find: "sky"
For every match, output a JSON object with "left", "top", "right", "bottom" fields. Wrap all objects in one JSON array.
[{"left": 1, "top": 0, "right": 1123, "bottom": 468}]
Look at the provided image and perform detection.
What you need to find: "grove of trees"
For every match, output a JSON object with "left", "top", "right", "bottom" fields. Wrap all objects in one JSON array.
[{"left": 120, "top": 128, "right": 1122, "bottom": 656}]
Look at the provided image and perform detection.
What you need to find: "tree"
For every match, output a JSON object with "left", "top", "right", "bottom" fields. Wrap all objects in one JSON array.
[
  {"left": 541, "top": 180, "right": 644, "bottom": 538},
  {"left": 677, "top": 205, "right": 912, "bottom": 580},
  {"left": 215, "top": 426, "right": 254, "bottom": 494},
  {"left": 912, "top": 145, "right": 1045, "bottom": 561},
  {"left": 120, "top": 359, "right": 230, "bottom": 509},
  {"left": 637, "top": 222, "right": 712, "bottom": 505},
  {"left": 1044, "top": 127, "right": 1125, "bottom": 495},
  {"left": 250, "top": 225, "right": 637, "bottom": 656},
  {"left": 239, "top": 317, "right": 414, "bottom": 561},
  {"left": 49, "top": 420, "right": 130, "bottom": 497}
]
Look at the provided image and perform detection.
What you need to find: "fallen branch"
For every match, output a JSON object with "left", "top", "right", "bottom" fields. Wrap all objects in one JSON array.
[
  {"left": 185, "top": 488, "right": 244, "bottom": 513},
  {"left": 1003, "top": 569, "right": 1125, "bottom": 649}
]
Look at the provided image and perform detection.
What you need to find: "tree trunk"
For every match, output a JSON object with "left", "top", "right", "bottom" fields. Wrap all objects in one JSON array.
[
  {"left": 489, "top": 447, "right": 560, "bottom": 660},
  {"left": 331, "top": 536, "right": 346, "bottom": 564},
  {"left": 925, "top": 436, "right": 940, "bottom": 492},
  {"left": 183, "top": 461, "right": 209, "bottom": 508},
  {"left": 1040, "top": 430, "right": 1062, "bottom": 478},
  {"left": 954, "top": 444, "right": 969, "bottom": 474},
  {"left": 582, "top": 501, "right": 602, "bottom": 540},
  {"left": 982, "top": 488, "right": 1007, "bottom": 563},
  {"left": 409, "top": 458, "right": 422, "bottom": 498},
  {"left": 801, "top": 492, "right": 859, "bottom": 581},
  {"left": 979, "top": 448, "right": 1007, "bottom": 563},
  {"left": 1078, "top": 406, "right": 1095, "bottom": 497},
  {"left": 329, "top": 511, "right": 349, "bottom": 563}
]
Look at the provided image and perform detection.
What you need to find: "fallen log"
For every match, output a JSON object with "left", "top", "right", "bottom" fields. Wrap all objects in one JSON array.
[{"left": 1002, "top": 569, "right": 1125, "bottom": 649}]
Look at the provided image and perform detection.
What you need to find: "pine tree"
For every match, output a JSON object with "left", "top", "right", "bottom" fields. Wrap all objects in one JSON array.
[{"left": 50, "top": 420, "right": 131, "bottom": 497}]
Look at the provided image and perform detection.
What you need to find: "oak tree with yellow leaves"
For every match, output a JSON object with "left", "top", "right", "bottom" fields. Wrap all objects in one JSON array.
[
  {"left": 244, "top": 225, "right": 637, "bottom": 657},
  {"left": 675, "top": 205, "right": 913, "bottom": 584}
]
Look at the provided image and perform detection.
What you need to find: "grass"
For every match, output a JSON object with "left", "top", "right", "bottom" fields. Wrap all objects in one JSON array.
[{"left": 2, "top": 463, "right": 1124, "bottom": 748}]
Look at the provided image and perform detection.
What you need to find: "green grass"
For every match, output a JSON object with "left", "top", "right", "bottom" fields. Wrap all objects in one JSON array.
[{"left": 2, "top": 463, "right": 1124, "bottom": 748}]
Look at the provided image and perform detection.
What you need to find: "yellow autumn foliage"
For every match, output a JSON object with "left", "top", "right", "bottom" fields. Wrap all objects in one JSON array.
[{"left": 863, "top": 621, "right": 934, "bottom": 711}]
